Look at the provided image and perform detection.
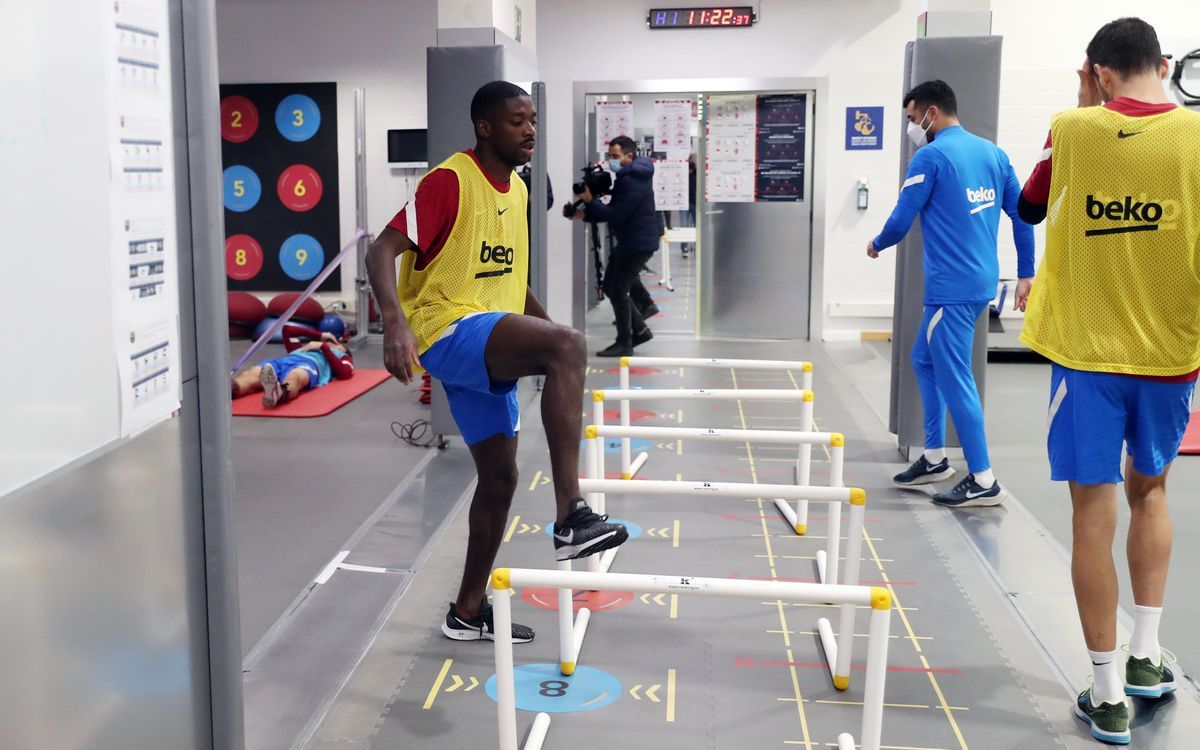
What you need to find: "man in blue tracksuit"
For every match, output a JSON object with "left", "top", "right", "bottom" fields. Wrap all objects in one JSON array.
[{"left": 869, "top": 80, "right": 1035, "bottom": 507}]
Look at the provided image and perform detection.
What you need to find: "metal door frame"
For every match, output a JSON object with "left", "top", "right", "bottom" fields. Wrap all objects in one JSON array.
[{"left": 570, "top": 77, "right": 828, "bottom": 341}]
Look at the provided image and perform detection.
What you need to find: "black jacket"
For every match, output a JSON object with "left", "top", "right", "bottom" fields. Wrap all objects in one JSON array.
[{"left": 584, "top": 156, "right": 663, "bottom": 253}]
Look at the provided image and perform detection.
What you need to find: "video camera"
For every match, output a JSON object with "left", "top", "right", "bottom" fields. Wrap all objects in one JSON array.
[{"left": 561, "top": 164, "right": 613, "bottom": 219}]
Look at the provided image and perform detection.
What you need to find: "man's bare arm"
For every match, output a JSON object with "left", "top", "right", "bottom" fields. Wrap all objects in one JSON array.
[{"left": 366, "top": 227, "right": 422, "bottom": 383}]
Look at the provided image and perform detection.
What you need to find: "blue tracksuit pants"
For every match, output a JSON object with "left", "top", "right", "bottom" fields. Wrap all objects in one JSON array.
[{"left": 911, "top": 302, "right": 990, "bottom": 473}]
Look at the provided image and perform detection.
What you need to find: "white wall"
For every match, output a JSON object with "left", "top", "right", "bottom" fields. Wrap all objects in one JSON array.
[
  {"left": 537, "top": 0, "right": 923, "bottom": 334},
  {"left": 214, "top": 0, "right": 1198, "bottom": 330},
  {"left": 216, "top": 0, "right": 437, "bottom": 305}
]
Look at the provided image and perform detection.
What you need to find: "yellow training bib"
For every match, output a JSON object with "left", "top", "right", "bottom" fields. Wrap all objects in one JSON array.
[{"left": 1021, "top": 106, "right": 1200, "bottom": 376}]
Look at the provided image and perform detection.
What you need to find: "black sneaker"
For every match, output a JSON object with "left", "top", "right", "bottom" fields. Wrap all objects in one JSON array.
[
  {"left": 441, "top": 601, "right": 534, "bottom": 643},
  {"left": 1073, "top": 688, "right": 1130, "bottom": 745},
  {"left": 932, "top": 474, "right": 1008, "bottom": 507},
  {"left": 553, "top": 498, "right": 629, "bottom": 561},
  {"left": 596, "top": 341, "right": 634, "bottom": 358},
  {"left": 892, "top": 456, "right": 955, "bottom": 487},
  {"left": 632, "top": 328, "right": 654, "bottom": 347}
]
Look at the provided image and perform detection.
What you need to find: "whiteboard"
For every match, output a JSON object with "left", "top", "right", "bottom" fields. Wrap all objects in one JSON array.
[{"left": 0, "top": 0, "right": 181, "bottom": 497}]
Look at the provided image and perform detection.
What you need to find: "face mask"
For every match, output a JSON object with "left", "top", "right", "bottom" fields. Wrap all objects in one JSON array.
[
  {"left": 608, "top": 158, "right": 624, "bottom": 173},
  {"left": 906, "top": 111, "right": 933, "bottom": 149}
]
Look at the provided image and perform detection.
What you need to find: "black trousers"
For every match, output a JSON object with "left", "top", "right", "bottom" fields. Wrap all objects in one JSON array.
[{"left": 603, "top": 248, "right": 656, "bottom": 345}]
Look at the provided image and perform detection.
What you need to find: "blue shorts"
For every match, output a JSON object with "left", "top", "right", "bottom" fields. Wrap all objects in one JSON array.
[
  {"left": 420, "top": 312, "right": 519, "bottom": 445},
  {"left": 257, "top": 353, "right": 320, "bottom": 390},
  {"left": 1047, "top": 364, "right": 1195, "bottom": 484}
]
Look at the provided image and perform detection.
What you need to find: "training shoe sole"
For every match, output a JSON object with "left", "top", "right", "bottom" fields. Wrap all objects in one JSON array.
[
  {"left": 1124, "top": 682, "right": 1176, "bottom": 698},
  {"left": 441, "top": 620, "right": 534, "bottom": 644},
  {"left": 893, "top": 467, "right": 955, "bottom": 487},
  {"left": 1073, "top": 702, "right": 1131, "bottom": 744},
  {"left": 555, "top": 528, "right": 628, "bottom": 561},
  {"left": 260, "top": 365, "right": 282, "bottom": 408}
]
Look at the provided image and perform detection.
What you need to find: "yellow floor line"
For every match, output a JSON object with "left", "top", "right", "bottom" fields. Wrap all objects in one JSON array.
[
  {"left": 423, "top": 658, "right": 453, "bottom": 710},
  {"left": 502, "top": 515, "right": 521, "bottom": 544}
]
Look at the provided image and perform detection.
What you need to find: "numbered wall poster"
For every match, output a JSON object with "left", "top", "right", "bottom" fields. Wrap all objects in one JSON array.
[{"left": 219, "top": 82, "right": 341, "bottom": 291}]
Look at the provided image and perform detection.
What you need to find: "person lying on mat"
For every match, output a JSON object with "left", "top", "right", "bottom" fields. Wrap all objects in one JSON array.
[{"left": 231, "top": 332, "right": 354, "bottom": 408}]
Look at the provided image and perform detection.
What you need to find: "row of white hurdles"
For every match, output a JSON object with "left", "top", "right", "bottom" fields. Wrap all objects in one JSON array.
[{"left": 491, "top": 356, "right": 894, "bottom": 750}]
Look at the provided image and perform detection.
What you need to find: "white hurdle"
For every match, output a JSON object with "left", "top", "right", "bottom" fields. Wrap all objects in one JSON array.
[
  {"left": 492, "top": 567, "right": 892, "bottom": 750},
  {"left": 592, "top": 387, "right": 819, "bottom": 537},
  {"left": 567, "top": 472, "right": 867, "bottom": 692}
]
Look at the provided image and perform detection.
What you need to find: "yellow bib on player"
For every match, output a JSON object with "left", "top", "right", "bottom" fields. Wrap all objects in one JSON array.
[
  {"left": 399, "top": 152, "right": 529, "bottom": 353},
  {"left": 1020, "top": 106, "right": 1200, "bottom": 376}
]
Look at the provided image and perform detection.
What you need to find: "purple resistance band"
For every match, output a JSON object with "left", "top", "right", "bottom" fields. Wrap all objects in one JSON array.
[{"left": 230, "top": 229, "right": 368, "bottom": 376}]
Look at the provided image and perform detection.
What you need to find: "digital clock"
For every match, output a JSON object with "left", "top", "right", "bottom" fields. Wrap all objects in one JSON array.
[{"left": 647, "top": 7, "right": 756, "bottom": 29}]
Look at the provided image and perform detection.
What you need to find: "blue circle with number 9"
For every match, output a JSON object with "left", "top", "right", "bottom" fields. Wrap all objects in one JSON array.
[
  {"left": 276, "top": 94, "right": 321, "bottom": 142},
  {"left": 485, "top": 663, "right": 622, "bottom": 713},
  {"left": 222, "top": 165, "right": 261, "bottom": 212},
  {"left": 279, "top": 234, "right": 324, "bottom": 281}
]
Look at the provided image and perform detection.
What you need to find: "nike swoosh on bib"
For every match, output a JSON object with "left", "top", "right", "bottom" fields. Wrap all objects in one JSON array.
[{"left": 1117, "top": 130, "right": 1144, "bottom": 139}]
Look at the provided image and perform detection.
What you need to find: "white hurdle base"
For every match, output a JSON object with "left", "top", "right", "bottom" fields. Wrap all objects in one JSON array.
[{"left": 522, "top": 712, "right": 551, "bottom": 750}]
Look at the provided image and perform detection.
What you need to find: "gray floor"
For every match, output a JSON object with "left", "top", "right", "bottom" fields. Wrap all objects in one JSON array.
[
  {"left": 238, "top": 247, "right": 1200, "bottom": 750},
  {"left": 230, "top": 338, "right": 441, "bottom": 653}
]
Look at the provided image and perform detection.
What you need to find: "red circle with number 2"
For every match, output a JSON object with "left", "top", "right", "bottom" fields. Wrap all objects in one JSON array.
[
  {"left": 277, "top": 164, "right": 323, "bottom": 212},
  {"left": 220, "top": 96, "right": 259, "bottom": 143},
  {"left": 225, "top": 234, "right": 263, "bottom": 281}
]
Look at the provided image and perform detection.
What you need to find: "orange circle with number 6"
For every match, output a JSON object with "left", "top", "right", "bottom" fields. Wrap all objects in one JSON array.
[
  {"left": 277, "top": 164, "right": 323, "bottom": 212},
  {"left": 225, "top": 234, "right": 263, "bottom": 281}
]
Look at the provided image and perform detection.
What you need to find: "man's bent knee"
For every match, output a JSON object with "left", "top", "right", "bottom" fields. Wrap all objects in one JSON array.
[{"left": 550, "top": 326, "right": 586, "bottom": 368}]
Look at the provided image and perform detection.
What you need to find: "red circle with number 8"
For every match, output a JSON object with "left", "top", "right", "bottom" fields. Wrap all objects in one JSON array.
[
  {"left": 225, "top": 234, "right": 263, "bottom": 281},
  {"left": 220, "top": 96, "right": 259, "bottom": 143},
  {"left": 277, "top": 164, "right": 323, "bottom": 212}
]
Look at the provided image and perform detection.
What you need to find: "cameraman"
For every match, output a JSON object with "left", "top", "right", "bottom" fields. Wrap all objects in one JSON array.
[{"left": 574, "top": 135, "right": 663, "bottom": 357}]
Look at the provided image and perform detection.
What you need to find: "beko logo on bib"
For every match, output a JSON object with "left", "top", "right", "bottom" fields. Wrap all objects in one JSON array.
[
  {"left": 475, "top": 240, "right": 515, "bottom": 278},
  {"left": 965, "top": 187, "right": 996, "bottom": 203},
  {"left": 1084, "top": 194, "right": 1165, "bottom": 236}
]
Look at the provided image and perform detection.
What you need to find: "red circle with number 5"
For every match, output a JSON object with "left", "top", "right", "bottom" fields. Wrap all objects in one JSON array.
[
  {"left": 225, "top": 234, "right": 263, "bottom": 281},
  {"left": 277, "top": 164, "right": 323, "bottom": 212},
  {"left": 220, "top": 96, "right": 259, "bottom": 143}
]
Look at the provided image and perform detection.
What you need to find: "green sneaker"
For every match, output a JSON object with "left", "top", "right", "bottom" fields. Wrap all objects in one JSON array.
[
  {"left": 1125, "top": 654, "right": 1177, "bottom": 698},
  {"left": 1074, "top": 688, "right": 1130, "bottom": 745}
]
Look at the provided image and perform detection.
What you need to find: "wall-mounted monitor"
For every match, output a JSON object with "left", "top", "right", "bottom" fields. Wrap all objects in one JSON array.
[{"left": 387, "top": 129, "right": 427, "bottom": 168}]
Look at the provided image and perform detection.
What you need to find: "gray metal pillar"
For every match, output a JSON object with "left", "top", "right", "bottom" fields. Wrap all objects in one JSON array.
[
  {"left": 529, "top": 81, "right": 549, "bottom": 305},
  {"left": 176, "top": 0, "right": 246, "bottom": 746},
  {"left": 353, "top": 88, "right": 372, "bottom": 345},
  {"left": 888, "top": 35, "right": 1004, "bottom": 458}
]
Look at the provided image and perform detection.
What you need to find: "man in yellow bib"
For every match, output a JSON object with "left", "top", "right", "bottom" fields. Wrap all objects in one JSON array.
[
  {"left": 366, "top": 82, "right": 628, "bottom": 645},
  {"left": 1018, "top": 18, "right": 1200, "bottom": 744}
]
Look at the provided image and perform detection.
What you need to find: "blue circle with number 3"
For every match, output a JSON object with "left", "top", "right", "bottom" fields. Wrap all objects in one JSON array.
[
  {"left": 276, "top": 94, "right": 321, "bottom": 142},
  {"left": 222, "top": 165, "right": 261, "bottom": 212},
  {"left": 485, "top": 663, "right": 622, "bottom": 713},
  {"left": 279, "top": 234, "right": 324, "bottom": 281}
]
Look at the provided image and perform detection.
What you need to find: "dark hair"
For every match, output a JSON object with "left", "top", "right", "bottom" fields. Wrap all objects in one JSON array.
[
  {"left": 608, "top": 135, "right": 637, "bottom": 155},
  {"left": 903, "top": 79, "right": 957, "bottom": 116},
  {"left": 1086, "top": 17, "right": 1161, "bottom": 78},
  {"left": 469, "top": 80, "right": 530, "bottom": 125}
]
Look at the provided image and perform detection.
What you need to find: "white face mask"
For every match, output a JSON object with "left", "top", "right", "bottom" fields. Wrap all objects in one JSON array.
[{"left": 906, "top": 110, "right": 933, "bottom": 149}]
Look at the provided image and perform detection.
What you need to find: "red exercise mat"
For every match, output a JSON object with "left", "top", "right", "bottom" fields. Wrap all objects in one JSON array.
[
  {"left": 232, "top": 369, "right": 392, "bottom": 418},
  {"left": 1180, "top": 411, "right": 1200, "bottom": 454}
]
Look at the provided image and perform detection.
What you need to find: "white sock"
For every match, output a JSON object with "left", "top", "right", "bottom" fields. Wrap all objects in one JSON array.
[
  {"left": 973, "top": 468, "right": 996, "bottom": 488},
  {"left": 1088, "top": 649, "right": 1125, "bottom": 705},
  {"left": 924, "top": 448, "right": 946, "bottom": 463},
  {"left": 1130, "top": 604, "right": 1163, "bottom": 663}
]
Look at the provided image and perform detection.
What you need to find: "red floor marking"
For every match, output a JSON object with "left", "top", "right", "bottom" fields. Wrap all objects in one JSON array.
[
  {"left": 602, "top": 408, "right": 658, "bottom": 422},
  {"left": 520, "top": 587, "right": 634, "bottom": 613},
  {"left": 718, "top": 512, "right": 882, "bottom": 523},
  {"left": 736, "top": 575, "right": 915, "bottom": 586},
  {"left": 715, "top": 468, "right": 794, "bottom": 476},
  {"left": 734, "top": 657, "right": 960, "bottom": 675},
  {"left": 576, "top": 472, "right": 648, "bottom": 480},
  {"left": 605, "top": 366, "right": 661, "bottom": 376}
]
